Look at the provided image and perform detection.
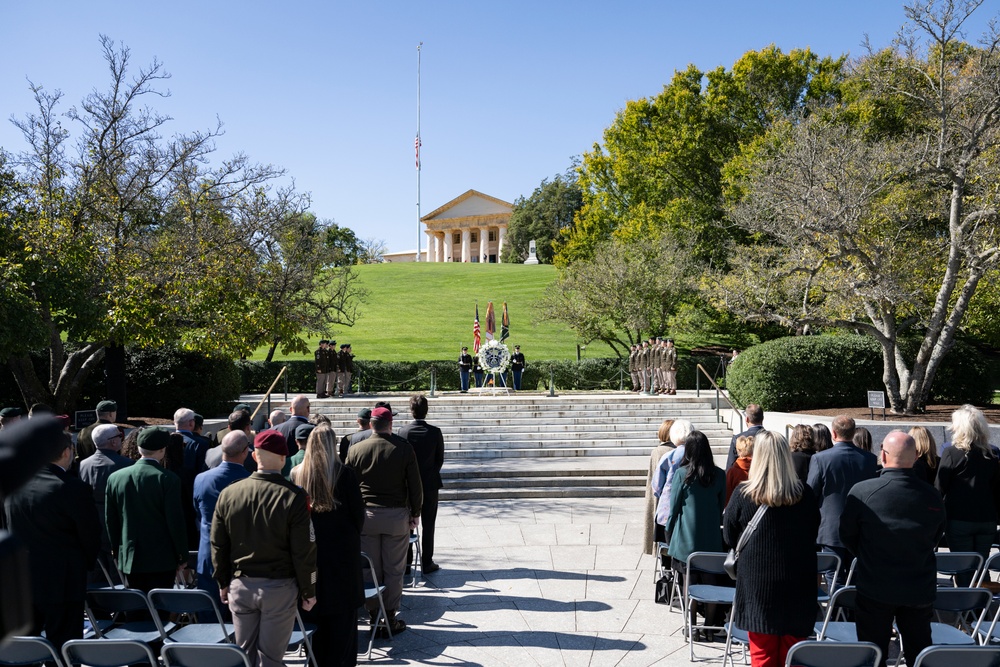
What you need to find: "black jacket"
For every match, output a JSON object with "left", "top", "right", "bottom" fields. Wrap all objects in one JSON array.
[
  {"left": 841, "top": 468, "right": 945, "bottom": 606},
  {"left": 399, "top": 419, "right": 445, "bottom": 491},
  {"left": 726, "top": 425, "right": 764, "bottom": 470},
  {"left": 4, "top": 463, "right": 101, "bottom": 611}
]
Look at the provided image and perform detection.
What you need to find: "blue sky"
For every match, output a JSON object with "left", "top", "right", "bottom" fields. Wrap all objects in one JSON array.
[{"left": 1, "top": 2, "right": 994, "bottom": 252}]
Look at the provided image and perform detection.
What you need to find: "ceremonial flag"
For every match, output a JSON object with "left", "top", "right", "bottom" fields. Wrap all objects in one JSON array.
[
  {"left": 500, "top": 302, "right": 509, "bottom": 342},
  {"left": 415, "top": 135, "right": 422, "bottom": 170},
  {"left": 485, "top": 301, "right": 495, "bottom": 340},
  {"left": 473, "top": 304, "right": 481, "bottom": 353}
]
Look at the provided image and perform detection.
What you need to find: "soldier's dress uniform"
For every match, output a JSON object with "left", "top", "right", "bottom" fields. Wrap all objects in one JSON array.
[
  {"left": 458, "top": 350, "right": 473, "bottom": 392},
  {"left": 664, "top": 343, "right": 678, "bottom": 395},
  {"left": 629, "top": 346, "right": 640, "bottom": 392},
  {"left": 315, "top": 342, "right": 333, "bottom": 398},
  {"left": 511, "top": 348, "right": 526, "bottom": 391},
  {"left": 212, "top": 434, "right": 317, "bottom": 667}
]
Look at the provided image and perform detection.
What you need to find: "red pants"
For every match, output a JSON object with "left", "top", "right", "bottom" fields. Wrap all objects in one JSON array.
[{"left": 748, "top": 632, "right": 804, "bottom": 667}]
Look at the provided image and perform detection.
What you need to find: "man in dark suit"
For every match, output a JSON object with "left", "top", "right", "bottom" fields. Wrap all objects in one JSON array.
[
  {"left": 726, "top": 404, "right": 764, "bottom": 469},
  {"left": 105, "top": 427, "right": 189, "bottom": 593},
  {"left": 808, "top": 415, "right": 878, "bottom": 584},
  {"left": 274, "top": 394, "right": 311, "bottom": 457},
  {"left": 4, "top": 428, "right": 101, "bottom": 650},
  {"left": 193, "top": 431, "right": 251, "bottom": 605},
  {"left": 399, "top": 394, "right": 445, "bottom": 574}
]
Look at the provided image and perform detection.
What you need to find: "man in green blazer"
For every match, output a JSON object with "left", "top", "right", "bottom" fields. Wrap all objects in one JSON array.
[{"left": 105, "top": 427, "right": 189, "bottom": 592}]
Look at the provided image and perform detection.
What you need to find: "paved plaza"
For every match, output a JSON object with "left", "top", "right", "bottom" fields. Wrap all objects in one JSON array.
[{"left": 358, "top": 496, "right": 706, "bottom": 666}]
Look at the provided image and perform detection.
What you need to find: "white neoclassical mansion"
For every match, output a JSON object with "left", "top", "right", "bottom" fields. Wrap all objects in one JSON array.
[{"left": 383, "top": 190, "right": 512, "bottom": 263}]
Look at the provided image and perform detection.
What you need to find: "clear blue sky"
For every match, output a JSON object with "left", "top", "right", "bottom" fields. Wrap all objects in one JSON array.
[{"left": 1, "top": 2, "right": 993, "bottom": 252}]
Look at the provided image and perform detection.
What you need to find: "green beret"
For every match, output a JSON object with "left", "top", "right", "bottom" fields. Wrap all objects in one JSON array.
[
  {"left": 96, "top": 400, "right": 118, "bottom": 413},
  {"left": 0, "top": 407, "right": 21, "bottom": 418},
  {"left": 295, "top": 423, "right": 316, "bottom": 442},
  {"left": 137, "top": 427, "right": 171, "bottom": 451}
]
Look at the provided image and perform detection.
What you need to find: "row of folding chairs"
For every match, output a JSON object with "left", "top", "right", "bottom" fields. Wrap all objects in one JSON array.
[
  {"left": 776, "top": 641, "right": 1000, "bottom": 667},
  {"left": 0, "top": 636, "right": 253, "bottom": 667}
]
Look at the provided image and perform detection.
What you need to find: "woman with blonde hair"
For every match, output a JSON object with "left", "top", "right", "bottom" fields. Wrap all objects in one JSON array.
[
  {"left": 936, "top": 405, "right": 999, "bottom": 585},
  {"left": 293, "top": 424, "right": 366, "bottom": 666},
  {"left": 644, "top": 419, "right": 675, "bottom": 555},
  {"left": 909, "top": 426, "right": 939, "bottom": 485},
  {"left": 723, "top": 430, "right": 819, "bottom": 667}
]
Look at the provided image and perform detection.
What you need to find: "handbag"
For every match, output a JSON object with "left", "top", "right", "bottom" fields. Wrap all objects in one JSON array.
[
  {"left": 723, "top": 504, "right": 767, "bottom": 580},
  {"left": 654, "top": 570, "right": 673, "bottom": 605}
]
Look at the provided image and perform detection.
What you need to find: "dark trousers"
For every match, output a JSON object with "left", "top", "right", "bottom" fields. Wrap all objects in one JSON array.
[
  {"left": 512, "top": 368, "right": 522, "bottom": 390},
  {"left": 459, "top": 370, "right": 470, "bottom": 391},
  {"left": 304, "top": 605, "right": 358, "bottom": 667},
  {"left": 407, "top": 488, "right": 439, "bottom": 566},
  {"left": 125, "top": 570, "right": 176, "bottom": 622},
  {"left": 855, "top": 593, "right": 932, "bottom": 667},
  {"left": 32, "top": 602, "right": 83, "bottom": 651}
]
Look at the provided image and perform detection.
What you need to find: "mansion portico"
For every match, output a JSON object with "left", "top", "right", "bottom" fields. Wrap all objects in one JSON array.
[{"left": 421, "top": 189, "right": 511, "bottom": 262}]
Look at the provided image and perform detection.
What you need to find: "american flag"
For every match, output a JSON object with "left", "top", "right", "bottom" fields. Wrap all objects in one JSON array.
[
  {"left": 415, "top": 135, "right": 421, "bottom": 170},
  {"left": 473, "top": 304, "right": 481, "bottom": 353}
]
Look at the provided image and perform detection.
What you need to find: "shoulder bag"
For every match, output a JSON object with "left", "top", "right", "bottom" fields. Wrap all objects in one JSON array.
[{"left": 723, "top": 503, "right": 767, "bottom": 580}]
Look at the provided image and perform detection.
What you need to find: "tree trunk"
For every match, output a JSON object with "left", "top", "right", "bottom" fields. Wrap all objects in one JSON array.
[
  {"left": 265, "top": 340, "right": 278, "bottom": 363},
  {"left": 104, "top": 344, "right": 128, "bottom": 421},
  {"left": 7, "top": 354, "right": 50, "bottom": 410}
]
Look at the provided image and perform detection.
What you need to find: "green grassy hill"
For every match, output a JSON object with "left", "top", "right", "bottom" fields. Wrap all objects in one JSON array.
[{"left": 254, "top": 262, "right": 619, "bottom": 362}]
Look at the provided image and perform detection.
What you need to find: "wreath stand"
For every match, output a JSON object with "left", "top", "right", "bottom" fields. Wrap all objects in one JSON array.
[{"left": 477, "top": 371, "right": 511, "bottom": 396}]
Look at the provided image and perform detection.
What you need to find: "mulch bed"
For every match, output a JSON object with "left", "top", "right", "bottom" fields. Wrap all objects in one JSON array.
[{"left": 790, "top": 404, "right": 1000, "bottom": 424}]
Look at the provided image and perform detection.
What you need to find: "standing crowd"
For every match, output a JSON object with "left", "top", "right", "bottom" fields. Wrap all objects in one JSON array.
[
  {"left": 2, "top": 393, "right": 444, "bottom": 667},
  {"left": 644, "top": 403, "right": 998, "bottom": 667}
]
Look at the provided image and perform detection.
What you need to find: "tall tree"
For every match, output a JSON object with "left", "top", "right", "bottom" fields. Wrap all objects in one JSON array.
[
  {"left": 716, "top": 0, "right": 1000, "bottom": 413},
  {"left": 502, "top": 171, "right": 582, "bottom": 264}
]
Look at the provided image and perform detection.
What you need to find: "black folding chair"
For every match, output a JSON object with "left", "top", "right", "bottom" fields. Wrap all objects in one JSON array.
[
  {"left": 894, "top": 587, "right": 992, "bottom": 665},
  {"left": 936, "top": 552, "right": 984, "bottom": 587},
  {"left": 362, "top": 550, "right": 393, "bottom": 660},
  {"left": 84, "top": 588, "right": 166, "bottom": 644},
  {"left": 287, "top": 606, "right": 317, "bottom": 667},
  {"left": 814, "top": 586, "right": 860, "bottom": 642},
  {"left": 684, "top": 552, "right": 735, "bottom": 661},
  {"left": 910, "top": 645, "right": 1000, "bottom": 667},
  {"left": 784, "top": 640, "right": 881, "bottom": 667},
  {"left": 148, "top": 588, "right": 234, "bottom": 644},
  {"left": 62, "top": 639, "right": 158, "bottom": 667},
  {"left": 0, "top": 636, "right": 65, "bottom": 667},
  {"left": 161, "top": 642, "right": 252, "bottom": 667}
]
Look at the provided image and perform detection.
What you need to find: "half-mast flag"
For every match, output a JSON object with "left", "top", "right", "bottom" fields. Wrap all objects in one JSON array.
[
  {"left": 415, "top": 135, "right": 422, "bottom": 170},
  {"left": 500, "top": 302, "right": 509, "bottom": 342},
  {"left": 485, "top": 301, "right": 495, "bottom": 340},
  {"left": 473, "top": 304, "right": 481, "bottom": 353}
]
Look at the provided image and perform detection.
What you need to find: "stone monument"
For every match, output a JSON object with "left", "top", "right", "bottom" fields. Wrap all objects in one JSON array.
[{"left": 523, "top": 239, "right": 540, "bottom": 265}]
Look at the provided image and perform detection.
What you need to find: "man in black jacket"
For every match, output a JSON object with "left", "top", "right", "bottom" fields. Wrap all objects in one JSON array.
[
  {"left": 840, "top": 430, "right": 946, "bottom": 667},
  {"left": 5, "top": 428, "right": 101, "bottom": 650},
  {"left": 726, "top": 404, "right": 764, "bottom": 470},
  {"left": 399, "top": 394, "right": 445, "bottom": 573}
]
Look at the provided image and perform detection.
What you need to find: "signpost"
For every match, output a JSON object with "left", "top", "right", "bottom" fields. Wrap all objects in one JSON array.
[{"left": 867, "top": 391, "right": 886, "bottom": 421}]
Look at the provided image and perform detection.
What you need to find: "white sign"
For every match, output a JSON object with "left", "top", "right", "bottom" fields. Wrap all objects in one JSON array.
[{"left": 867, "top": 391, "right": 886, "bottom": 409}]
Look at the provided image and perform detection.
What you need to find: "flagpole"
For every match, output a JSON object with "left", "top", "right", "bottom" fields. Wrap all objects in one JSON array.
[{"left": 415, "top": 42, "right": 422, "bottom": 262}]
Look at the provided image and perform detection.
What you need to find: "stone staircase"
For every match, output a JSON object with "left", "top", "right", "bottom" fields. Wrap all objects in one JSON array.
[{"left": 261, "top": 391, "right": 733, "bottom": 500}]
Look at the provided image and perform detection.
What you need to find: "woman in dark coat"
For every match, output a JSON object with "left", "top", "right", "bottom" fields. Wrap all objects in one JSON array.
[
  {"left": 788, "top": 424, "right": 816, "bottom": 483},
  {"left": 293, "top": 424, "right": 366, "bottom": 667},
  {"left": 723, "top": 430, "right": 820, "bottom": 667}
]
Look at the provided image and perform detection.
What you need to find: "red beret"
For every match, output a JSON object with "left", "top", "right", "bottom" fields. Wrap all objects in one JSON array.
[
  {"left": 371, "top": 407, "right": 393, "bottom": 421},
  {"left": 254, "top": 430, "right": 288, "bottom": 456}
]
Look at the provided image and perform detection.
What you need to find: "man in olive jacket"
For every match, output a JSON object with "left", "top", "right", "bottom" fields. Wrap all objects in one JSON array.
[
  {"left": 105, "top": 427, "right": 188, "bottom": 593},
  {"left": 212, "top": 430, "right": 317, "bottom": 667}
]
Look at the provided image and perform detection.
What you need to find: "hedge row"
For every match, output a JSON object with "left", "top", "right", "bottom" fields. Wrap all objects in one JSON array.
[
  {"left": 236, "top": 354, "right": 728, "bottom": 394},
  {"left": 726, "top": 335, "right": 993, "bottom": 412}
]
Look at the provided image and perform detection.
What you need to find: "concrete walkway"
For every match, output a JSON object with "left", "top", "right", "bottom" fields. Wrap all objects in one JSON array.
[{"left": 360, "top": 496, "right": 708, "bottom": 666}]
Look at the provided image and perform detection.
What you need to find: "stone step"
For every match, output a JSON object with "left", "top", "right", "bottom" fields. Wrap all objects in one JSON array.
[
  {"left": 445, "top": 445, "right": 729, "bottom": 458},
  {"left": 444, "top": 438, "right": 730, "bottom": 449},
  {"left": 439, "top": 486, "right": 646, "bottom": 500},
  {"left": 443, "top": 475, "right": 646, "bottom": 489}
]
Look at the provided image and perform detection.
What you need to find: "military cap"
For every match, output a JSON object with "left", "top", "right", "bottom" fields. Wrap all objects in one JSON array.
[
  {"left": 371, "top": 407, "right": 393, "bottom": 421},
  {"left": 137, "top": 427, "right": 171, "bottom": 451},
  {"left": 233, "top": 403, "right": 251, "bottom": 413},
  {"left": 357, "top": 408, "right": 372, "bottom": 420},
  {"left": 374, "top": 401, "right": 397, "bottom": 416},
  {"left": 0, "top": 407, "right": 21, "bottom": 418},
  {"left": 254, "top": 430, "right": 288, "bottom": 456},
  {"left": 295, "top": 423, "right": 315, "bottom": 442},
  {"left": 96, "top": 400, "right": 118, "bottom": 413}
]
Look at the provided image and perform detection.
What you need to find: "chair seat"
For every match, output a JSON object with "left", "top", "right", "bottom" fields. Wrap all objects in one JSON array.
[
  {"left": 687, "top": 584, "right": 735, "bottom": 604},
  {"left": 100, "top": 622, "right": 163, "bottom": 643},
  {"left": 166, "top": 623, "right": 235, "bottom": 644},
  {"left": 287, "top": 622, "right": 317, "bottom": 651},
  {"left": 816, "top": 621, "right": 859, "bottom": 642},
  {"left": 724, "top": 622, "right": 750, "bottom": 643},
  {"left": 930, "top": 623, "right": 977, "bottom": 645}
]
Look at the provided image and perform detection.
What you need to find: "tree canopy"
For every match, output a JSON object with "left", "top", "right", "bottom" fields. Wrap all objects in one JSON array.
[{"left": 502, "top": 171, "right": 582, "bottom": 264}]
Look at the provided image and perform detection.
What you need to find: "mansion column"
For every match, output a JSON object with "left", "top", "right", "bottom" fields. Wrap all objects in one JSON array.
[
  {"left": 444, "top": 231, "right": 453, "bottom": 262},
  {"left": 498, "top": 226, "right": 507, "bottom": 263},
  {"left": 461, "top": 229, "right": 471, "bottom": 262},
  {"left": 434, "top": 232, "right": 442, "bottom": 262},
  {"left": 478, "top": 227, "right": 488, "bottom": 263},
  {"left": 424, "top": 231, "right": 433, "bottom": 262}
]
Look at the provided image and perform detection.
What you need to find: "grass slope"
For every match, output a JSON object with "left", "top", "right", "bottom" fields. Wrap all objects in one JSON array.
[{"left": 254, "top": 262, "right": 618, "bottom": 362}]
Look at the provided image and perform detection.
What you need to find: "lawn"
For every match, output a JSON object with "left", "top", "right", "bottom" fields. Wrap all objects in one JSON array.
[{"left": 252, "top": 262, "right": 620, "bottom": 362}]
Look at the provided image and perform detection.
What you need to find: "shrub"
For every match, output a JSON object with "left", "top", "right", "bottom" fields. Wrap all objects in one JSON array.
[
  {"left": 126, "top": 346, "right": 241, "bottom": 418},
  {"left": 727, "top": 335, "right": 994, "bottom": 411}
]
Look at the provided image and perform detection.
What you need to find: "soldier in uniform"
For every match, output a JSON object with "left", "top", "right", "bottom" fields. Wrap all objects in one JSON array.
[
  {"left": 664, "top": 338, "right": 678, "bottom": 395},
  {"left": 315, "top": 340, "right": 331, "bottom": 399},
  {"left": 327, "top": 340, "right": 341, "bottom": 398},
  {"left": 212, "top": 431, "right": 317, "bottom": 667},
  {"left": 638, "top": 341, "right": 651, "bottom": 393},
  {"left": 458, "top": 347, "right": 473, "bottom": 393},
  {"left": 337, "top": 343, "right": 354, "bottom": 397},
  {"left": 628, "top": 345, "right": 639, "bottom": 392},
  {"left": 510, "top": 345, "right": 526, "bottom": 391},
  {"left": 105, "top": 427, "right": 189, "bottom": 594},
  {"left": 473, "top": 355, "right": 484, "bottom": 388}
]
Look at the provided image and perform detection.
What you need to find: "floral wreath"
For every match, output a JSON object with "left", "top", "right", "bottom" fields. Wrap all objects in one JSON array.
[{"left": 477, "top": 339, "right": 511, "bottom": 373}]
